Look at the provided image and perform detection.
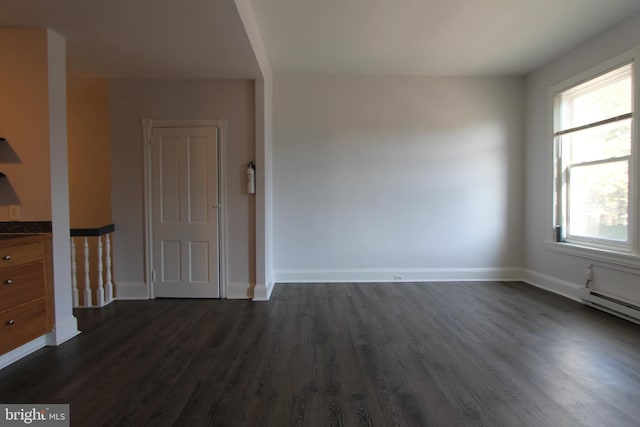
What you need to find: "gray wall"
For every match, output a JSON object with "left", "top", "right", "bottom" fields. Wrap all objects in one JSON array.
[
  {"left": 524, "top": 12, "right": 640, "bottom": 305},
  {"left": 273, "top": 74, "right": 525, "bottom": 281},
  {"left": 110, "top": 79, "right": 255, "bottom": 295}
]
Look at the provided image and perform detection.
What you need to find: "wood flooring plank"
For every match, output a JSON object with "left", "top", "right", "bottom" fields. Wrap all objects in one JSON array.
[{"left": 1, "top": 282, "right": 640, "bottom": 427}]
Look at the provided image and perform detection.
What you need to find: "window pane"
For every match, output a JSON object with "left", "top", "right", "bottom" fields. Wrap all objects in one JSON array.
[
  {"left": 560, "top": 64, "right": 632, "bottom": 130},
  {"left": 568, "top": 161, "right": 628, "bottom": 241},
  {"left": 565, "top": 118, "right": 631, "bottom": 164}
]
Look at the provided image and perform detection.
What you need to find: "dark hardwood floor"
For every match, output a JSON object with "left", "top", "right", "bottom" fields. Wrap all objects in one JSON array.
[{"left": 1, "top": 282, "right": 639, "bottom": 426}]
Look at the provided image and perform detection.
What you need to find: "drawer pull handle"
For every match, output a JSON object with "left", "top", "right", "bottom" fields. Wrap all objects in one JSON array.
[
  {"left": 2, "top": 255, "right": 11, "bottom": 261},
  {"left": 4, "top": 279, "right": 12, "bottom": 285},
  {"left": 6, "top": 319, "right": 14, "bottom": 326}
]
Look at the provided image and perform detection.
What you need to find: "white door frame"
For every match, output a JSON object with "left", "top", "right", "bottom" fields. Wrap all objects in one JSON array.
[{"left": 142, "top": 118, "right": 228, "bottom": 299}]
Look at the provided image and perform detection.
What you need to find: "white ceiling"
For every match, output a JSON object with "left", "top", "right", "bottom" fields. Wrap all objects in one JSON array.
[
  {"left": 1, "top": 0, "right": 640, "bottom": 78},
  {"left": 250, "top": 0, "right": 640, "bottom": 75},
  {"left": 0, "top": 0, "right": 261, "bottom": 79}
]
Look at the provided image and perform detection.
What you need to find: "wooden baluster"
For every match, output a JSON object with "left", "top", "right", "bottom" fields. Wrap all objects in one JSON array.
[
  {"left": 83, "top": 237, "right": 92, "bottom": 307},
  {"left": 96, "top": 236, "right": 105, "bottom": 307},
  {"left": 105, "top": 233, "right": 114, "bottom": 303},
  {"left": 71, "top": 238, "right": 79, "bottom": 307}
]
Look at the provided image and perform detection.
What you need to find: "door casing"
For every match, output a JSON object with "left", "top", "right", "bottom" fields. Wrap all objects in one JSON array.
[{"left": 142, "top": 118, "right": 228, "bottom": 299}]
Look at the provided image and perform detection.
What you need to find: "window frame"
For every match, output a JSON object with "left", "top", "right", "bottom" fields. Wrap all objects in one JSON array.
[{"left": 549, "top": 46, "right": 640, "bottom": 259}]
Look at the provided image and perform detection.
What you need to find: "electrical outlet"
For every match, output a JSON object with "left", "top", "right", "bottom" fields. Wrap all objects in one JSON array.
[
  {"left": 393, "top": 275, "right": 403, "bottom": 281},
  {"left": 8, "top": 205, "right": 20, "bottom": 221}
]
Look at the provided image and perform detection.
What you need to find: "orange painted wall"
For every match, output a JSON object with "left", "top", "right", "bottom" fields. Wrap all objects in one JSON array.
[
  {"left": 0, "top": 28, "right": 52, "bottom": 220},
  {"left": 67, "top": 79, "right": 111, "bottom": 227}
]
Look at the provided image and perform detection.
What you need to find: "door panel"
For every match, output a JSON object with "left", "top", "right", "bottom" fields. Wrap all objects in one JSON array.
[
  {"left": 160, "top": 240, "right": 181, "bottom": 282},
  {"left": 160, "top": 138, "right": 181, "bottom": 223},
  {"left": 188, "top": 138, "right": 210, "bottom": 223},
  {"left": 189, "top": 241, "right": 209, "bottom": 282},
  {"left": 151, "top": 126, "right": 220, "bottom": 298}
]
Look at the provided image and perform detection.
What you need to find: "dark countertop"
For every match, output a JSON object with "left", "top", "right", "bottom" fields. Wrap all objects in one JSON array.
[{"left": 0, "top": 221, "right": 52, "bottom": 234}]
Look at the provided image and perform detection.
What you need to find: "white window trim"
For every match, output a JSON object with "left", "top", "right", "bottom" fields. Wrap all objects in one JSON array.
[
  {"left": 545, "top": 241, "right": 640, "bottom": 272},
  {"left": 548, "top": 44, "right": 640, "bottom": 263}
]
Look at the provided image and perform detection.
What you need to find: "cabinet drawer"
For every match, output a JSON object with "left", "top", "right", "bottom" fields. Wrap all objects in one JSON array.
[
  {"left": 0, "top": 262, "right": 46, "bottom": 312},
  {"left": 0, "top": 299, "right": 47, "bottom": 355},
  {"left": 0, "top": 242, "right": 44, "bottom": 268}
]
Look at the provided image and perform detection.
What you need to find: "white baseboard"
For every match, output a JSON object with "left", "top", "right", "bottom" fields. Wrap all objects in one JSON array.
[
  {"left": 226, "top": 283, "right": 252, "bottom": 299},
  {"left": 1, "top": 316, "right": 81, "bottom": 370},
  {"left": 46, "top": 315, "right": 81, "bottom": 346},
  {"left": 116, "top": 281, "right": 149, "bottom": 300},
  {"left": 115, "top": 281, "right": 261, "bottom": 300},
  {"left": 521, "top": 269, "right": 583, "bottom": 302},
  {"left": 0, "top": 337, "right": 47, "bottom": 370},
  {"left": 274, "top": 267, "right": 522, "bottom": 284},
  {"left": 253, "top": 280, "right": 274, "bottom": 301}
]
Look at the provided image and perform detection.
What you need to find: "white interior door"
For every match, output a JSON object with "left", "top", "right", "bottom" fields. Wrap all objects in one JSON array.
[{"left": 150, "top": 126, "right": 220, "bottom": 298}]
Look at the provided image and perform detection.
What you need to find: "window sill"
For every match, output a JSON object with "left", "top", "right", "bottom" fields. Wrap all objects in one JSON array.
[{"left": 545, "top": 241, "right": 640, "bottom": 271}]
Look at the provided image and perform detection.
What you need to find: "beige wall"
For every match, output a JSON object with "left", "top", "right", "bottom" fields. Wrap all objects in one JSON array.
[
  {"left": 67, "top": 79, "right": 112, "bottom": 227},
  {"left": 0, "top": 28, "right": 51, "bottom": 220},
  {"left": 109, "top": 79, "right": 256, "bottom": 297}
]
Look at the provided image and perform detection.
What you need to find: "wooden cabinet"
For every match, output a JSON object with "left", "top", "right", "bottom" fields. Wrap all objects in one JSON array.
[{"left": 0, "top": 235, "right": 54, "bottom": 355}]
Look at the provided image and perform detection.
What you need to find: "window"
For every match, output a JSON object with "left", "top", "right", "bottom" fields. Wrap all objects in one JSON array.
[{"left": 553, "top": 59, "right": 637, "bottom": 254}]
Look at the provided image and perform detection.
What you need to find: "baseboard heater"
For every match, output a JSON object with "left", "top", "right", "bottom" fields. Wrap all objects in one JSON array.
[{"left": 581, "top": 289, "right": 640, "bottom": 325}]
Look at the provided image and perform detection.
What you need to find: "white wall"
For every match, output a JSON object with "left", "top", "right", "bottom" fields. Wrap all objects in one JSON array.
[
  {"left": 524, "top": 12, "right": 640, "bottom": 305},
  {"left": 234, "top": 0, "right": 276, "bottom": 299},
  {"left": 253, "top": 77, "right": 275, "bottom": 299},
  {"left": 109, "top": 79, "right": 256, "bottom": 298},
  {"left": 46, "top": 29, "right": 79, "bottom": 344},
  {"left": 274, "top": 74, "right": 524, "bottom": 282}
]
